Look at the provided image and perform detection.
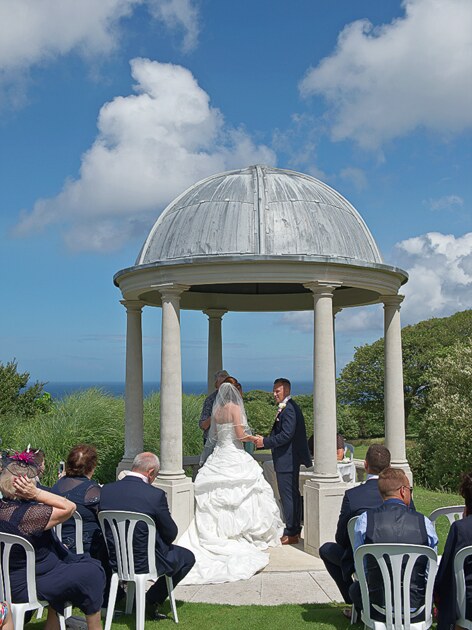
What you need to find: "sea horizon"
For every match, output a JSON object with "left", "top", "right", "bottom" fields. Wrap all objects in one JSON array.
[{"left": 41, "top": 380, "right": 314, "bottom": 399}]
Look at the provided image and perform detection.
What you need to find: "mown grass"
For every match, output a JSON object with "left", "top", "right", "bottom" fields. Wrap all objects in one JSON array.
[{"left": 27, "top": 602, "right": 358, "bottom": 630}]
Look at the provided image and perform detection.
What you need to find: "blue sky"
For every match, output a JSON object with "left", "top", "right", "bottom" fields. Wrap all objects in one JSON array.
[{"left": 0, "top": 0, "right": 471, "bottom": 386}]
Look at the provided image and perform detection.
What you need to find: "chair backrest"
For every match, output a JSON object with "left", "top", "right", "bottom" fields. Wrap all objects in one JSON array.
[
  {"left": 0, "top": 532, "right": 39, "bottom": 604},
  {"left": 454, "top": 545, "right": 472, "bottom": 627},
  {"left": 347, "top": 516, "right": 359, "bottom": 551},
  {"left": 344, "top": 443, "right": 355, "bottom": 460},
  {"left": 54, "top": 510, "right": 84, "bottom": 554},
  {"left": 98, "top": 510, "right": 158, "bottom": 581},
  {"left": 354, "top": 543, "right": 438, "bottom": 630},
  {"left": 429, "top": 505, "right": 464, "bottom": 528}
]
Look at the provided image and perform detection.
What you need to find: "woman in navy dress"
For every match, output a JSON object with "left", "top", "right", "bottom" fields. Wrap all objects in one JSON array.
[
  {"left": 435, "top": 472, "right": 472, "bottom": 630},
  {"left": 51, "top": 444, "right": 104, "bottom": 555},
  {"left": 0, "top": 454, "right": 105, "bottom": 630}
]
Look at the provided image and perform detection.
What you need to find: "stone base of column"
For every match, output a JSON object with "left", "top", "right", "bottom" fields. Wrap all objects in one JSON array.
[
  {"left": 390, "top": 459, "right": 413, "bottom": 485},
  {"left": 303, "top": 478, "right": 350, "bottom": 557},
  {"left": 116, "top": 457, "right": 135, "bottom": 478},
  {"left": 153, "top": 476, "right": 195, "bottom": 537}
]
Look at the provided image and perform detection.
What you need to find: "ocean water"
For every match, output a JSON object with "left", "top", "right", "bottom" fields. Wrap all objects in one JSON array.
[{"left": 43, "top": 381, "right": 313, "bottom": 399}]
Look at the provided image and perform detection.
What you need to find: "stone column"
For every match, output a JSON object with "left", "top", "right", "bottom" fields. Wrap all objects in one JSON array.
[
  {"left": 203, "top": 309, "right": 227, "bottom": 393},
  {"left": 303, "top": 283, "right": 346, "bottom": 557},
  {"left": 117, "top": 300, "right": 144, "bottom": 475},
  {"left": 154, "top": 284, "right": 194, "bottom": 535},
  {"left": 382, "top": 294, "right": 412, "bottom": 481}
]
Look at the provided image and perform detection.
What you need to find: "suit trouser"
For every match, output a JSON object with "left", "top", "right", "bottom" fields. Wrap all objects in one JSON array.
[
  {"left": 319, "top": 541, "right": 353, "bottom": 603},
  {"left": 276, "top": 469, "right": 301, "bottom": 537},
  {"left": 146, "top": 545, "right": 195, "bottom": 605}
]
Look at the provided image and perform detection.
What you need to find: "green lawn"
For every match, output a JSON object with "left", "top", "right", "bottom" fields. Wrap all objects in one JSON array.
[{"left": 28, "top": 602, "right": 357, "bottom": 630}]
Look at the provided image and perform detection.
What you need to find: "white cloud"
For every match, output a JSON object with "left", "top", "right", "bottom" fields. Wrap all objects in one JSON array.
[
  {"left": 395, "top": 231, "right": 472, "bottom": 323},
  {"left": 299, "top": 0, "right": 472, "bottom": 149},
  {"left": 148, "top": 0, "right": 199, "bottom": 52},
  {"left": 0, "top": 0, "right": 199, "bottom": 104},
  {"left": 278, "top": 312, "right": 313, "bottom": 334},
  {"left": 426, "top": 195, "right": 464, "bottom": 212},
  {"left": 339, "top": 167, "right": 367, "bottom": 191},
  {"left": 13, "top": 58, "right": 276, "bottom": 251}
]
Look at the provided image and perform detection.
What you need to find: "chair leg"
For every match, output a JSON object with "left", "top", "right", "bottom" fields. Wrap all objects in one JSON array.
[
  {"left": 125, "top": 581, "right": 135, "bottom": 615},
  {"left": 350, "top": 605, "right": 357, "bottom": 624},
  {"left": 58, "top": 612, "right": 67, "bottom": 630},
  {"left": 104, "top": 573, "right": 120, "bottom": 630},
  {"left": 11, "top": 607, "right": 24, "bottom": 630},
  {"left": 135, "top": 577, "right": 146, "bottom": 630},
  {"left": 166, "top": 575, "right": 179, "bottom": 624}
]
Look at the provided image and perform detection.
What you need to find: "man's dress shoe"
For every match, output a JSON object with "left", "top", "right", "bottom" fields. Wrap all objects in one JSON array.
[{"left": 280, "top": 534, "right": 300, "bottom": 545}]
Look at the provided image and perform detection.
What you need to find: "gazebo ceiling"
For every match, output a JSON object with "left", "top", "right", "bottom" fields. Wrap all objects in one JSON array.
[{"left": 114, "top": 165, "right": 408, "bottom": 311}]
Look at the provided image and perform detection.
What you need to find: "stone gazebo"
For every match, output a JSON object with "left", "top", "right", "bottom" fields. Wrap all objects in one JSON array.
[{"left": 113, "top": 165, "right": 409, "bottom": 555}]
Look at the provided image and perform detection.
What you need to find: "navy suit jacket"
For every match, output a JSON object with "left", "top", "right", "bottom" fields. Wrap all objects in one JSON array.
[
  {"left": 336, "top": 477, "right": 384, "bottom": 580},
  {"left": 434, "top": 515, "right": 472, "bottom": 630},
  {"left": 99, "top": 475, "right": 178, "bottom": 575},
  {"left": 263, "top": 398, "right": 312, "bottom": 473}
]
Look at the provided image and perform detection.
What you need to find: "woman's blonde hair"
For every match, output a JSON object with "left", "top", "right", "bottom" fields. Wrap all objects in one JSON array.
[{"left": 0, "top": 461, "right": 37, "bottom": 500}]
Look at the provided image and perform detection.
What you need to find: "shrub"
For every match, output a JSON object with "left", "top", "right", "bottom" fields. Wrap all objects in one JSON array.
[
  {"left": 1, "top": 388, "right": 124, "bottom": 486},
  {"left": 0, "top": 360, "right": 51, "bottom": 417},
  {"left": 410, "top": 340, "right": 472, "bottom": 491}
]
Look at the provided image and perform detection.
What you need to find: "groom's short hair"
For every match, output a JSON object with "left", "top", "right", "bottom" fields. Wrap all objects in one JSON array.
[{"left": 274, "top": 377, "right": 291, "bottom": 390}]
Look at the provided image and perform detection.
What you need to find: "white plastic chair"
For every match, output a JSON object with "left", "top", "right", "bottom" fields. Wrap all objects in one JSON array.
[
  {"left": 0, "top": 532, "right": 69, "bottom": 630},
  {"left": 98, "top": 510, "right": 179, "bottom": 629},
  {"left": 429, "top": 505, "right": 464, "bottom": 530},
  {"left": 454, "top": 545, "right": 472, "bottom": 630},
  {"left": 54, "top": 510, "right": 84, "bottom": 554},
  {"left": 347, "top": 516, "right": 359, "bottom": 624},
  {"left": 345, "top": 443, "right": 355, "bottom": 460},
  {"left": 354, "top": 543, "right": 438, "bottom": 630}
]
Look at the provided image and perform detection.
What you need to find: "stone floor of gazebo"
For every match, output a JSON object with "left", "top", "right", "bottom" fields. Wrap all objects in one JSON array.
[{"left": 174, "top": 534, "right": 343, "bottom": 605}]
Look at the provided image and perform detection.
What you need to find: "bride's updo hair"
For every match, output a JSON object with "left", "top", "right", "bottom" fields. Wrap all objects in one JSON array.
[{"left": 223, "top": 376, "right": 238, "bottom": 386}]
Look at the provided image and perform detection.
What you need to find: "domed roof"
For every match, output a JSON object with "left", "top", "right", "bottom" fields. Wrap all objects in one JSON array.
[{"left": 137, "top": 165, "right": 383, "bottom": 266}]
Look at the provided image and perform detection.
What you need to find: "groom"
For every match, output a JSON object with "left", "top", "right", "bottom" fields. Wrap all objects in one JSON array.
[{"left": 255, "top": 378, "right": 312, "bottom": 544}]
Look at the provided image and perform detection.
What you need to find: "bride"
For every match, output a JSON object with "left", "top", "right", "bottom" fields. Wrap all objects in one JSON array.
[{"left": 178, "top": 380, "right": 283, "bottom": 584}]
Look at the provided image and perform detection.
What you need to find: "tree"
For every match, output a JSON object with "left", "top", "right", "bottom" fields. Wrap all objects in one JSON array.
[
  {"left": 0, "top": 360, "right": 51, "bottom": 417},
  {"left": 409, "top": 340, "right": 472, "bottom": 491},
  {"left": 337, "top": 310, "right": 472, "bottom": 437}
]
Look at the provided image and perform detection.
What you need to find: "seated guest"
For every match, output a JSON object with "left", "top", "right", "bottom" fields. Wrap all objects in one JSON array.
[
  {"left": 99, "top": 452, "right": 195, "bottom": 621},
  {"left": 319, "top": 444, "right": 391, "bottom": 616},
  {"left": 434, "top": 472, "right": 472, "bottom": 630},
  {"left": 308, "top": 433, "right": 345, "bottom": 461},
  {"left": 51, "top": 444, "right": 102, "bottom": 555},
  {"left": 0, "top": 451, "right": 105, "bottom": 630},
  {"left": 350, "top": 467, "right": 437, "bottom": 617}
]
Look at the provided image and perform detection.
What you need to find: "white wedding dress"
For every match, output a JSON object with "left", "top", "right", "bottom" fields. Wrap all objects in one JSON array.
[{"left": 178, "top": 384, "right": 283, "bottom": 584}]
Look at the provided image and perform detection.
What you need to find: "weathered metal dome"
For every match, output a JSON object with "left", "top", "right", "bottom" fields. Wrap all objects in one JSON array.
[{"left": 137, "top": 165, "right": 383, "bottom": 266}]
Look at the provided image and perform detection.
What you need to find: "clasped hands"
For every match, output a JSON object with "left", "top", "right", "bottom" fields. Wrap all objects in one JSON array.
[{"left": 246, "top": 434, "right": 264, "bottom": 449}]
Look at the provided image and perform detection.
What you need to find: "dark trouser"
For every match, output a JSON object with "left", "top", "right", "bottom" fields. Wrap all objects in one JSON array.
[
  {"left": 146, "top": 545, "right": 195, "bottom": 606},
  {"left": 319, "top": 541, "right": 353, "bottom": 604},
  {"left": 276, "top": 469, "right": 301, "bottom": 537}
]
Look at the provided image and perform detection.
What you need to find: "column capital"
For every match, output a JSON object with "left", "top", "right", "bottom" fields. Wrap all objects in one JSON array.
[
  {"left": 154, "top": 283, "right": 191, "bottom": 300},
  {"left": 303, "top": 281, "right": 342, "bottom": 297},
  {"left": 120, "top": 299, "right": 145, "bottom": 312},
  {"left": 203, "top": 308, "right": 228, "bottom": 320},
  {"left": 381, "top": 294, "right": 404, "bottom": 308}
]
